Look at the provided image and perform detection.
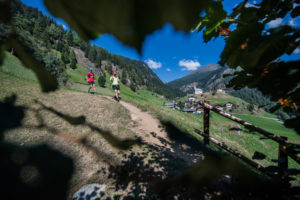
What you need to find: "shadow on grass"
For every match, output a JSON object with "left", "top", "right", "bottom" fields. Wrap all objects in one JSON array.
[
  {"left": 105, "top": 120, "right": 300, "bottom": 199},
  {"left": 0, "top": 95, "right": 74, "bottom": 200},
  {"left": 4, "top": 93, "right": 298, "bottom": 199},
  {"left": 0, "top": 94, "right": 140, "bottom": 199}
]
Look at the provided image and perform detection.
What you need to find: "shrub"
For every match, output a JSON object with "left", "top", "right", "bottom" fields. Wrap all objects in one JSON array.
[
  {"left": 130, "top": 83, "right": 136, "bottom": 92},
  {"left": 98, "top": 76, "right": 106, "bottom": 87},
  {"left": 247, "top": 104, "right": 254, "bottom": 112}
]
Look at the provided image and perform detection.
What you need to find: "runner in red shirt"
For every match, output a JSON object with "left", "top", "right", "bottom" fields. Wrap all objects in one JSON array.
[{"left": 86, "top": 68, "right": 96, "bottom": 94}]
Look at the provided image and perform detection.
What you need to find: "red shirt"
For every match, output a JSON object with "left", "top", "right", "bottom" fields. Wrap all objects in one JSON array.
[{"left": 87, "top": 72, "right": 94, "bottom": 82}]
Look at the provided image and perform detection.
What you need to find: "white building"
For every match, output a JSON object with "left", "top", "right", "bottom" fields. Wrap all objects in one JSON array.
[
  {"left": 225, "top": 102, "right": 233, "bottom": 109},
  {"left": 194, "top": 82, "right": 203, "bottom": 94},
  {"left": 188, "top": 96, "right": 196, "bottom": 102},
  {"left": 217, "top": 89, "right": 226, "bottom": 94}
]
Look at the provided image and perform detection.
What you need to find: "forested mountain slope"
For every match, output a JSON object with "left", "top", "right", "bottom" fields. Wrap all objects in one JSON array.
[
  {"left": 167, "top": 64, "right": 231, "bottom": 93},
  {"left": 0, "top": 0, "right": 183, "bottom": 98}
]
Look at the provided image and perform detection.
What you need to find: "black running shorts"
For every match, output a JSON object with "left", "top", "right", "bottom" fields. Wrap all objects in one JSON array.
[
  {"left": 112, "top": 85, "right": 120, "bottom": 90},
  {"left": 88, "top": 81, "right": 95, "bottom": 85}
]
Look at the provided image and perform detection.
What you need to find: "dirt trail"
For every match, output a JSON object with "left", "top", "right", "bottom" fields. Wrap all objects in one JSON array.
[
  {"left": 119, "top": 101, "right": 172, "bottom": 148},
  {"left": 118, "top": 100, "right": 203, "bottom": 163}
]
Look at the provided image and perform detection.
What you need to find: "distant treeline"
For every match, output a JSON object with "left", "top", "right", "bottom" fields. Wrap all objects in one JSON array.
[{"left": 230, "top": 87, "right": 290, "bottom": 120}]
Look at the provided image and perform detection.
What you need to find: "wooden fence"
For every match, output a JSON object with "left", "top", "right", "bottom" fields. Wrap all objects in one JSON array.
[{"left": 194, "top": 101, "right": 300, "bottom": 182}]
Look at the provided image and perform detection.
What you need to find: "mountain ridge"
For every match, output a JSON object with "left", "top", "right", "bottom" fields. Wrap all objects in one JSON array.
[{"left": 167, "top": 64, "right": 231, "bottom": 93}]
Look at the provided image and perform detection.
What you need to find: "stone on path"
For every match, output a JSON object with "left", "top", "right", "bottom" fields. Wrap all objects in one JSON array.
[{"left": 72, "top": 184, "right": 106, "bottom": 200}]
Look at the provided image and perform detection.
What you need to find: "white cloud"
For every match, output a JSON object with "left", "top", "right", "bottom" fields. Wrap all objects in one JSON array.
[
  {"left": 267, "top": 18, "right": 283, "bottom": 28},
  {"left": 293, "top": 47, "right": 300, "bottom": 54},
  {"left": 245, "top": 3, "right": 254, "bottom": 7},
  {"left": 62, "top": 24, "right": 68, "bottom": 30},
  {"left": 179, "top": 59, "right": 201, "bottom": 71},
  {"left": 145, "top": 59, "right": 162, "bottom": 69},
  {"left": 289, "top": 19, "right": 295, "bottom": 27},
  {"left": 166, "top": 68, "right": 171, "bottom": 72},
  {"left": 293, "top": 3, "right": 299, "bottom": 9},
  {"left": 245, "top": 1, "right": 258, "bottom": 8}
]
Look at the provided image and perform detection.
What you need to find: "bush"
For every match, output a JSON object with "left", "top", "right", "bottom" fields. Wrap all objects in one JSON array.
[
  {"left": 98, "top": 76, "right": 106, "bottom": 87},
  {"left": 277, "top": 111, "right": 290, "bottom": 121},
  {"left": 247, "top": 104, "right": 254, "bottom": 112},
  {"left": 130, "top": 83, "right": 136, "bottom": 92}
]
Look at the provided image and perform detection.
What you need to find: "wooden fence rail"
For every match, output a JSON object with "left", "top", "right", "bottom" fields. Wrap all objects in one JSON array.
[
  {"left": 194, "top": 129, "right": 269, "bottom": 176},
  {"left": 195, "top": 101, "right": 300, "bottom": 181}
]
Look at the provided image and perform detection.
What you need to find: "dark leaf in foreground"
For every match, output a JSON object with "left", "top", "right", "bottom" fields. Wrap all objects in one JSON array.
[
  {"left": 8, "top": 37, "right": 58, "bottom": 92},
  {"left": 0, "top": 42, "right": 6, "bottom": 66},
  {"left": 43, "top": 0, "right": 211, "bottom": 52},
  {"left": 285, "top": 116, "right": 300, "bottom": 134},
  {"left": 252, "top": 151, "right": 266, "bottom": 160},
  {"left": 0, "top": 94, "right": 25, "bottom": 138},
  {"left": 0, "top": 143, "right": 74, "bottom": 200},
  {"left": 291, "top": 6, "right": 300, "bottom": 18},
  {"left": 0, "top": 0, "right": 11, "bottom": 24}
]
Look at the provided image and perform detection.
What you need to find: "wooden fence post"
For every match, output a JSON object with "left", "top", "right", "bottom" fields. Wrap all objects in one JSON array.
[
  {"left": 278, "top": 136, "right": 288, "bottom": 182},
  {"left": 203, "top": 101, "right": 210, "bottom": 145}
]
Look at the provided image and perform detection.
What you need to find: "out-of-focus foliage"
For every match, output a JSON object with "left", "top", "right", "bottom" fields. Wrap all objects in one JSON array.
[
  {"left": 0, "top": 0, "right": 300, "bottom": 198},
  {"left": 43, "top": 0, "right": 211, "bottom": 51},
  {"left": 0, "top": 95, "right": 74, "bottom": 199},
  {"left": 8, "top": 37, "right": 59, "bottom": 92},
  {"left": 194, "top": 0, "right": 300, "bottom": 133},
  {"left": 192, "top": 1, "right": 228, "bottom": 42}
]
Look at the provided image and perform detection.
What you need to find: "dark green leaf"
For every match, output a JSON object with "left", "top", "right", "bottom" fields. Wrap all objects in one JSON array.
[
  {"left": 0, "top": 42, "right": 6, "bottom": 66},
  {"left": 0, "top": 94, "right": 25, "bottom": 137},
  {"left": 8, "top": 37, "right": 58, "bottom": 92},
  {"left": 193, "top": 1, "right": 227, "bottom": 42},
  {"left": 43, "top": 0, "right": 211, "bottom": 51},
  {"left": 0, "top": 0, "right": 11, "bottom": 24},
  {"left": 291, "top": 6, "right": 300, "bottom": 18},
  {"left": 284, "top": 116, "right": 300, "bottom": 134}
]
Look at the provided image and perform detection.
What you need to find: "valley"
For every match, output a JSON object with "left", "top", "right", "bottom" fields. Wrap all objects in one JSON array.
[
  {"left": 1, "top": 53, "right": 300, "bottom": 199},
  {"left": 1, "top": 1, "right": 299, "bottom": 198}
]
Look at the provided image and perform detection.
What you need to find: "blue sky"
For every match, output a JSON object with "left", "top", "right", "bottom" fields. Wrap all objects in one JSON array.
[{"left": 21, "top": 0, "right": 300, "bottom": 82}]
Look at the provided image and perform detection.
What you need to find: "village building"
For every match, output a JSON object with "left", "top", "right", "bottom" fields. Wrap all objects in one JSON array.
[
  {"left": 164, "top": 102, "right": 175, "bottom": 109},
  {"left": 184, "top": 101, "right": 191, "bottom": 108},
  {"left": 224, "top": 102, "right": 234, "bottom": 109},
  {"left": 213, "top": 104, "right": 224, "bottom": 111},
  {"left": 183, "top": 108, "right": 196, "bottom": 114},
  {"left": 188, "top": 96, "right": 196, "bottom": 102},
  {"left": 196, "top": 107, "right": 204, "bottom": 114},
  {"left": 194, "top": 82, "right": 203, "bottom": 94},
  {"left": 217, "top": 89, "right": 226, "bottom": 94}
]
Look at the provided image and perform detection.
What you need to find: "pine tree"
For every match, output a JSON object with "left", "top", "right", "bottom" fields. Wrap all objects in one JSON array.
[
  {"left": 66, "top": 31, "right": 73, "bottom": 46},
  {"left": 32, "top": 20, "right": 43, "bottom": 38},
  {"left": 98, "top": 76, "right": 106, "bottom": 87},
  {"left": 61, "top": 48, "right": 70, "bottom": 64},
  {"left": 130, "top": 82, "right": 137, "bottom": 92},
  {"left": 70, "top": 50, "right": 77, "bottom": 69},
  {"left": 247, "top": 104, "right": 254, "bottom": 112},
  {"left": 121, "top": 70, "right": 127, "bottom": 84},
  {"left": 56, "top": 40, "right": 64, "bottom": 52},
  {"left": 84, "top": 43, "right": 91, "bottom": 57},
  {"left": 106, "top": 62, "right": 112, "bottom": 75},
  {"left": 88, "top": 46, "right": 97, "bottom": 62}
]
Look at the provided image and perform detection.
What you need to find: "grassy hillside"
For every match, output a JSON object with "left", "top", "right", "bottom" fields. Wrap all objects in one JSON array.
[
  {"left": 2, "top": 0, "right": 182, "bottom": 99},
  {"left": 1, "top": 52, "right": 37, "bottom": 81},
  {"left": 1, "top": 54, "right": 300, "bottom": 196}
]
